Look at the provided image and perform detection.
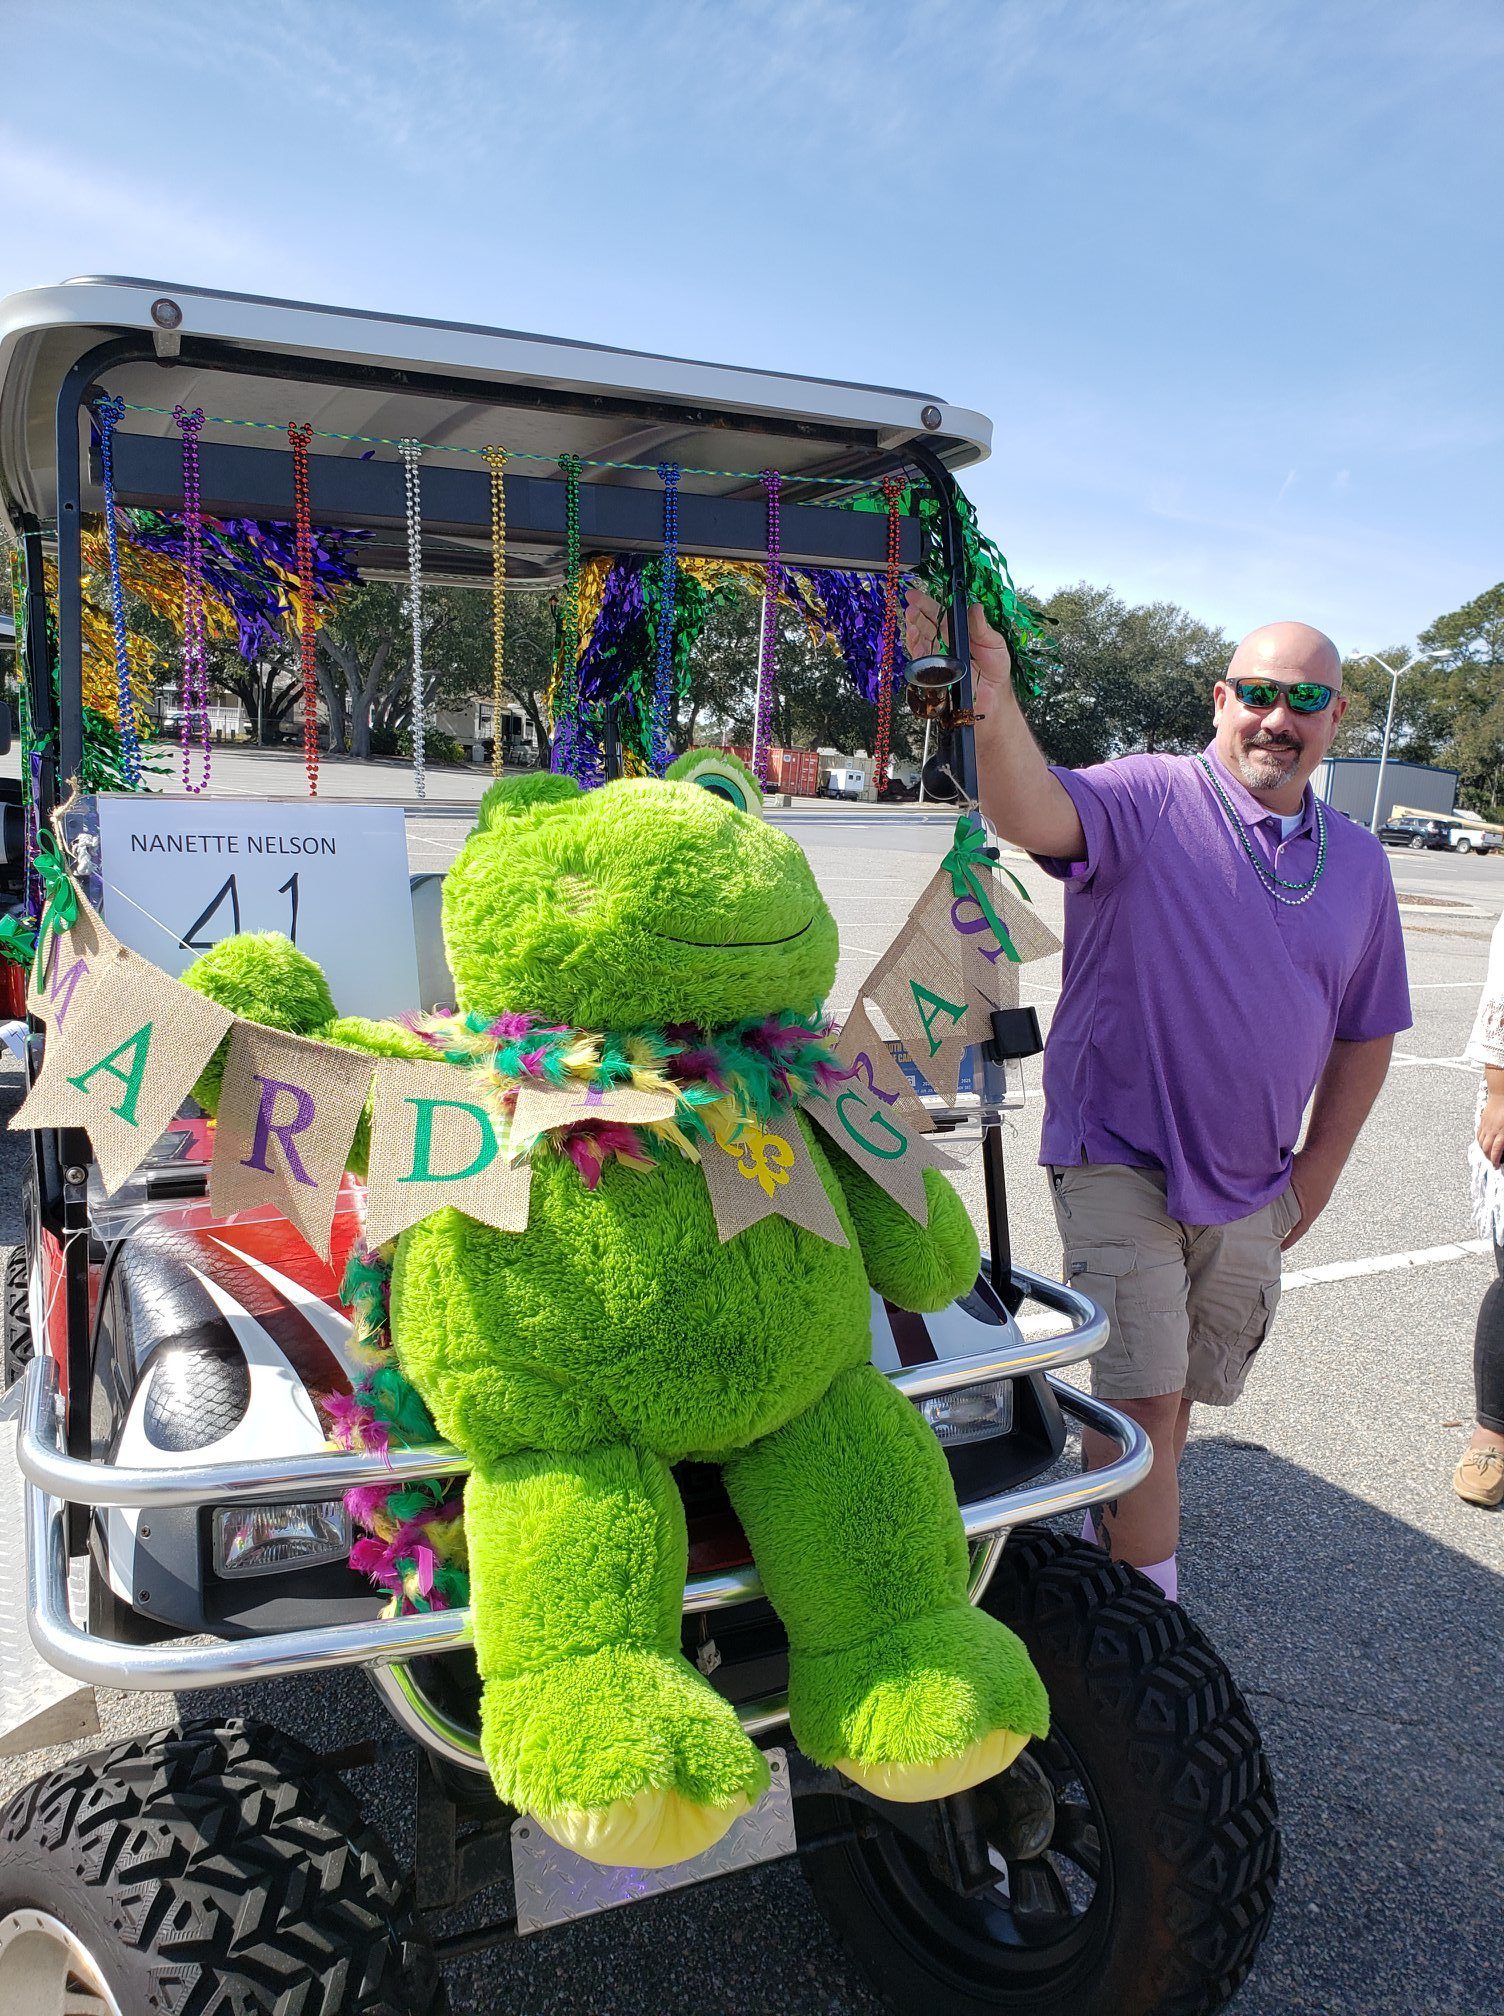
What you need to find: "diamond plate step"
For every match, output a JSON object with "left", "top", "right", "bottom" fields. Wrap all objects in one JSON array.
[
  {"left": 512, "top": 1747, "right": 797, "bottom": 1934},
  {"left": 0, "top": 1386, "right": 97, "bottom": 1757}
]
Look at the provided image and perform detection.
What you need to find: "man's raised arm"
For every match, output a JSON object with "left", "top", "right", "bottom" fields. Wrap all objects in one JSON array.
[{"left": 905, "top": 591, "right": 1085, "bottom": 861}]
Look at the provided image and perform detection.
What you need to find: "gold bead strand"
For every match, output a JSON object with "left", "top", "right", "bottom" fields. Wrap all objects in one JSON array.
[{"left": 484, "top": 445, "right": 508, "bottom": 778}]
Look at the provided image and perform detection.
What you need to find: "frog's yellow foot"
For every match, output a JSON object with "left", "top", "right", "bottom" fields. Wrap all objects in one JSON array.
[
  {"left": 534, "top": 1782, "right": 759, "bottom": 1868},
  {"left": 834, "top": 1725, "right": 1031, "bottom": 1802},
  {"left": 480, "top": 1644, "right": 770, "bottom": 1870},
  {"left": 788, "top": 1603, "right": 1049, "bottom": 1795}
]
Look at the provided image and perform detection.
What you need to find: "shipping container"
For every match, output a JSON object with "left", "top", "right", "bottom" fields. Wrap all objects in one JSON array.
[{"left": 1312, "top": 757, "right": 1458, "bottom": 828}]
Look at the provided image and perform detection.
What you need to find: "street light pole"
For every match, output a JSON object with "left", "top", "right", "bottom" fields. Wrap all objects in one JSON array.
[{"left": 1350, "top": 650, "right": 1434, "bottom": 833}]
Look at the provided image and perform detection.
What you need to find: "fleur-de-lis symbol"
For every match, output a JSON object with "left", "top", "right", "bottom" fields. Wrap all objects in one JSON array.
[{"left": 727, "top": 1124, "right": 794, "bottom": 1199}]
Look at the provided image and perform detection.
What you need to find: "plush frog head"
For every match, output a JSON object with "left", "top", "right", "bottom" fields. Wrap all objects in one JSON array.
[{"left": 441, "top": 772, "right": 839, "bottom": 1031}]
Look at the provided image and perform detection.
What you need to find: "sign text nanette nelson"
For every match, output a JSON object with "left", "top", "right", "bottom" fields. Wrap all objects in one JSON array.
[{"left": 129, "top": 833, "right": 339, "bottom": 855}]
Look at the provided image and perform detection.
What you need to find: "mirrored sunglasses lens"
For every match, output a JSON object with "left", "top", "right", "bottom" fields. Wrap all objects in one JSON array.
[
  {"left": 1288, "top": 684, "right": 1333, "bottom": 713},
  {"left": 1235, "top": 680, "right": 1281, "bottom": 707}
]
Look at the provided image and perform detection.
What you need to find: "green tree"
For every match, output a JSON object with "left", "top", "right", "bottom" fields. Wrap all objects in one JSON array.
[
  {"left": 1020, "top": 582, "right": 1233, "bottom": 767},
  {"left": 315, "top": 583, "right": 480, "bottom": 759},
  {"left": 1423, "top": 583, "right": 1504, "bottom": 812}
]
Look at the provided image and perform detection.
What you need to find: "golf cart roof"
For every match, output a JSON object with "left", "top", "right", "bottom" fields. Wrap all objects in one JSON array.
[{"left": 0, "top": 277, "right": 992, "bottom": 566}]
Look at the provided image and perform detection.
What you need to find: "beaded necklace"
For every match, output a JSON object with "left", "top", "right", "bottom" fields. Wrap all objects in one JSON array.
[
  {"left": 1194, "top": 754, "right": 1327, "bottom": 905},
  {"left": 173, "top": 405, "right": 212, "bottom": 794}
]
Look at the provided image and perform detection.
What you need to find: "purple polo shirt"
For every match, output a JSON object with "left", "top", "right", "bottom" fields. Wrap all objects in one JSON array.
[{"left": 1033, "top": 742, "right": 1411, "bottom": 1225}]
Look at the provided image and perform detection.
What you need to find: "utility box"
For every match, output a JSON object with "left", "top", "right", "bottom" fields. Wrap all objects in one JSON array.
[{"left": 1313, "top": 757, "right": 1458, "bottom": 828}]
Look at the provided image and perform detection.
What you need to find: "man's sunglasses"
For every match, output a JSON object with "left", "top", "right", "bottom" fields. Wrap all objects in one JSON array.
[{"left": 1228, "top": 676, "right": 1336, "bottom": 716}]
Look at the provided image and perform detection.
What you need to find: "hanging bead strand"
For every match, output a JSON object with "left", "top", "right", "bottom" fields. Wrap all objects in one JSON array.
[
  {"left": 95, "top": 396, "right": 142, "bottom": 788},
  {"left": 650, "top": 461, "right": 680, "bottom": 775},
  {"left": 551, "top": 453, "right": 584, "bottom": 777},
  {"left": 484, "top": 446, "right": 508, "bottom": 778},
  {"left": 873, "top": 473, "right": 904, "bottom": 798},
  {"left": 398, "top": 439, "right": 426, "bottom": 802},
  {"left": 288, "top": 422, "right": 321, "bottom": 797},
  {"left": 751, "top": 469, "right": 781, "bottom": 786},
  {"left": 174, "top": 404, "right": 212, "bottom": 794}
]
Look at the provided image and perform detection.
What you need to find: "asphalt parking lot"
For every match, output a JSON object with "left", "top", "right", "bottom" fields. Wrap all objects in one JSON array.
[{"left": 1, "top": 782, "right": 1500, "bottom": 2016}]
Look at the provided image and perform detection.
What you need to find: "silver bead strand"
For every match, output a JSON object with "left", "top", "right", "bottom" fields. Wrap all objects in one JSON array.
[{"left": 399, "top": 438, "right": 427, "bottom": 802}]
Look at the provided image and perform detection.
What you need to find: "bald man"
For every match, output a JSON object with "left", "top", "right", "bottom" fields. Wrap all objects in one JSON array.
[{"left": 905, "top": 598, "right": 1411, "bottom": 1597}]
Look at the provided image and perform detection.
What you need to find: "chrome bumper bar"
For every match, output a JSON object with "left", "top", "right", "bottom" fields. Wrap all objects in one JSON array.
[{"left": 19, "top": 1266, "right": 1147, "bottom": 1717}]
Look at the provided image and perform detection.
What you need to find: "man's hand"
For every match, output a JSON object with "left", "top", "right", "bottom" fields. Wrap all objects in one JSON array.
[
  {"left": 1281, "top": 1034, "right": 1394, "bottom": 1251},
  {"left": 903, "top": 589, "right": 1012, "bottom": 699},
  {"left": 1478, "top": 1091, "right": 1504, "bottom": 1167},
  {"left": 907, "top": 587, "right": 1085, "bottom": 857},
  {"left": 1281, "top": 1150, "right": 1335, "bottom": 1250},
  {"left": 1274, "top": 1153, "right": 1322, "bottom": 1241}
]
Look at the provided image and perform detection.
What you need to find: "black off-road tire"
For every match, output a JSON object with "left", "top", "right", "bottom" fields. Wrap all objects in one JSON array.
[
  {"left": 2, "top": 1245, "right": 30, "bottom": 1390},
  {"left": 0, "top": 1720, "right": 447, "bottom": 2015},
  {"left": 802, "top": 1525, "right": 1279, "bottom": 2016}
]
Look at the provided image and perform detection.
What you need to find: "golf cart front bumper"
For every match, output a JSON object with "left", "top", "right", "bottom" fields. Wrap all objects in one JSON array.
[{"left": 13, "top": 1264, "right": 1148, "bottom": 1770}]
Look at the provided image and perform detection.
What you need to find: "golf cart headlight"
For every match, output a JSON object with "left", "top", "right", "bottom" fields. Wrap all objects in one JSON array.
[
  {"left": 919, "top": 1380, "right": 1015, "bottom": 1447},
  {"left": 212, "top": 1500, "right": 351, "bottom": 1578}
]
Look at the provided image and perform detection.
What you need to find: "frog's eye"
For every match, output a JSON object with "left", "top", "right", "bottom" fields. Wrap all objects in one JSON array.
[{"left": 666, "top": 750, "right": 765, "bottom": 818}]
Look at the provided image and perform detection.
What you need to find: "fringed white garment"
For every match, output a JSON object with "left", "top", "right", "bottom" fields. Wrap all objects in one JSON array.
[{"left": 1465, "top": 910, "right": 1504, "bottom": 1242}]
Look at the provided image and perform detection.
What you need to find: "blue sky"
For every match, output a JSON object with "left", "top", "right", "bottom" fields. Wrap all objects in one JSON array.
[{"left": 4, "top": 0, "right": 1499, "bottom": 650}]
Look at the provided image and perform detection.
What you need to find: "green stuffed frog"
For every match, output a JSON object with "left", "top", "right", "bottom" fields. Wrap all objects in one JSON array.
[{"left": 184, "top": 768, "right": 1047, "bottom": 1867}]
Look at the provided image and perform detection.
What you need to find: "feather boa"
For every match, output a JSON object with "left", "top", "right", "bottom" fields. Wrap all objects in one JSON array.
[
  {"left": 324, "top": 1242, "right": 471, "bottom": 1617},
  {"left": 398, "top": 1006, "right": 851, "bottom": 1190},
  {"left": 329, "top": 1012, "right": 855, "bottom": 1611}
]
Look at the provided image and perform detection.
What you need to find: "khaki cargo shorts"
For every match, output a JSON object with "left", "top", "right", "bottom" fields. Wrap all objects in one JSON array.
[{"left": 1048, "top": 1162, "right": 1302, "bottom": 1406}]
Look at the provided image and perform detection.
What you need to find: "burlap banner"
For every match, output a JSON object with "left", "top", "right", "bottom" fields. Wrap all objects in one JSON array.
[
  {"left": 862, "top": 850, "right": 1059, "bottom": 1100},
  {"left": 801, "top": 1086, "right": 932, "bottom": 1222},
  {"left": 209, "top": 1024, "right": 375, "bottom": 1259},
  {"left": 26, "top": 899, "right": 119, "bottom": 1032},
  {"left": 699, "top": 1114, "right": 848, "bottom": 1247},
  {"left": 830, "top": 1000, "right": 936, "bottom": 1135},
  {"left": 509, "top": 1078, "right": 679, "bottom": 1152},
  {"left": 12, "top": 943, "right": 233, "bottom": 1193},
  {"left": 864, "top": 906, "right": 990, "bottom": 1105},
  {"left": 364, "top": 1057, "right": 532, "bottom": 1248}
]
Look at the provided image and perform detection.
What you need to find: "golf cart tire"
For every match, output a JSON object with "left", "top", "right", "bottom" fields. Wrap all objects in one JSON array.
[
  {"left": 3, "top": 1245, "right": 30, "bottom": 1390},
  {"left": 0, "top": 1720, "right": 447, "bottom": 2016},
  {"left": 801, "top": 1525, "right": 1279, "bottom": 2016}
]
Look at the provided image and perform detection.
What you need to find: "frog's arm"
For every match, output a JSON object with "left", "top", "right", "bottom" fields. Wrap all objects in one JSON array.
[
  {"left": 812, "top": 1129, "right": 980, "bottom": 1312},
  {"left": 179, "top": 938, "right": 440, "bottom": 1177}
]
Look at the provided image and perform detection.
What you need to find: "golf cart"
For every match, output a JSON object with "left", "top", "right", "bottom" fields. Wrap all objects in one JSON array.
[{"left": 0, "top": 278, "right": 1278, "bottom": 2015}]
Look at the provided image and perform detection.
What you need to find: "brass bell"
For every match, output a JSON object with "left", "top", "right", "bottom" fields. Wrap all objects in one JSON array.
[{"left": 904, "top": 652, "right": 965, "bottom": 691}]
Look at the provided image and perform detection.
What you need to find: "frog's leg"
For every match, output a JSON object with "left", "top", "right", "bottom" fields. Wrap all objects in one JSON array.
[
  {"left": 724, "top": 1364, "right": 1049, "bottom": 1798},
  {"left": 467, "top": 1445, "right": 768, "bottom": 1866}
]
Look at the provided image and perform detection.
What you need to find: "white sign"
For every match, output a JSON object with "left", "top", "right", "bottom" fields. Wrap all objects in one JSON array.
[{"left": 93, "top": 798, "right": 421, "bottom": 1020}]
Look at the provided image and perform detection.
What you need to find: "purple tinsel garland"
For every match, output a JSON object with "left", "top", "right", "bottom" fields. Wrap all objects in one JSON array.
[
  {"left": 576, "top": 557, "right": 909, "bottom": 716},
  {"left": 121, "top": 507, "right": 367, "bottom": 661}
]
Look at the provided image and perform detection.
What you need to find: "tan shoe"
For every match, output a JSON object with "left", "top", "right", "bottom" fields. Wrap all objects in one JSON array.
[{"left": 1454, "top": 1444, "right": 1504, "bottom": 1507}]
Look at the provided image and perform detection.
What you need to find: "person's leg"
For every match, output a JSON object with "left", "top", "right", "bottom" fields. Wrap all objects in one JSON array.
[
  {"left": 1051, "top": 1164, "right": 1190, "bottom": 1573},
  {"left": 1082, "top": 1394, "right": 1185, "bottom": 1564},
  {"left": 1172, "top": 1394, "right": 1194, "bottom": 1463},
  {"left": 1456, "top": 1237, "right": 1504, "bottom": 1503},
  {"left": 1181, "top": 1183, "right": 1293, "bottom": 1441}
]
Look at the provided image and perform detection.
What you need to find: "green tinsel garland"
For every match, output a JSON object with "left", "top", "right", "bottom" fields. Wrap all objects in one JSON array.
[{"left": 852, "top": 480, "right": 1056, "bottom": 700}]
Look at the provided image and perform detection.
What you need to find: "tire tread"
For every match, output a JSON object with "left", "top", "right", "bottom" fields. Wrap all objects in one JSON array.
[{"left": 0, "top": 1720, "right": 445, "bottom": 2016}]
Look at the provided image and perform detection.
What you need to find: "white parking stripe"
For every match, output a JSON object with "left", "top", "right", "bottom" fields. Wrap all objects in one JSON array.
[{"left": 1281, "top": 1238, "right": 1491, "bottom": 1289}]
